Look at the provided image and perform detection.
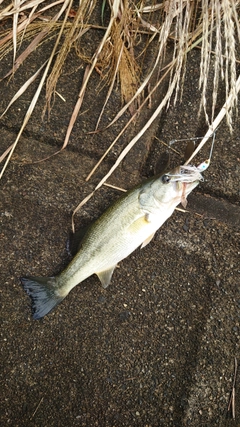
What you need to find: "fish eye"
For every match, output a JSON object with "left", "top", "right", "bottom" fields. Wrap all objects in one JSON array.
[{"left": 161, "top": 174, "right": 171, "bottom": 184}]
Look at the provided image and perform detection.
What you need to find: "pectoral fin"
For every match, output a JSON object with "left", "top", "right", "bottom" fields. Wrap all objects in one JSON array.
[
  {"left": 141, "top": 232, "right": 155, "bottom": 248},
  {"left": 96, "top": 266, "right": 117, "bottom": 289},
  {"left": 127, "top": 214, "right": 151, "bottom": 235}
]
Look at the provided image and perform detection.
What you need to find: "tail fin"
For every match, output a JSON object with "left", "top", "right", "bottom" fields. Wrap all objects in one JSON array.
[{"left": 20, "top": 276, "right": 64, "bottom": 319}]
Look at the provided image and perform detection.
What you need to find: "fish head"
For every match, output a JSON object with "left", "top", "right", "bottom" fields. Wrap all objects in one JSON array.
[{"left": 150, "top": 164, "right": 203, "bottom": 209}]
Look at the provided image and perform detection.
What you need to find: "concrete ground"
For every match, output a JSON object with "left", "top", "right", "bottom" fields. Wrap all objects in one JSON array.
[{"left": 0, "top": 21, "right": 239, "bottom": 427}]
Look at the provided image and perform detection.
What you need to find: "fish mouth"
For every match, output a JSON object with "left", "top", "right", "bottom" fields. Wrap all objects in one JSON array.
[
  {"left": 168, "top": 165, "right": 203, "bottom": 184},
  {"left": 180, "top": 179, "right": 199, "bottom": 208}
]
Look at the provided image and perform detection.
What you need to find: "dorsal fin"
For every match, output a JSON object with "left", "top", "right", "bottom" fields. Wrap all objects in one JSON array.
[
  {"left": 154, "top": 151, "right": 170, "bottom": 175},
  {"left": 184, "top": 140, "right": 195, "bottom": 161},
  {"left": 67, "top": 224, "right": 93, "bottom": 256}
]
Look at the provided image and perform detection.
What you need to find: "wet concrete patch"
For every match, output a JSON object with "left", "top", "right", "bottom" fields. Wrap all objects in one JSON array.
[{"left": 0, "top": 38, "right": 239, "bottom": 427}]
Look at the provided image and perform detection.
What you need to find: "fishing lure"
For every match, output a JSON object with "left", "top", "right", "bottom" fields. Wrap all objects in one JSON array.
[{"left": 166, "top": 133, "right": 215, "bottom": 182}]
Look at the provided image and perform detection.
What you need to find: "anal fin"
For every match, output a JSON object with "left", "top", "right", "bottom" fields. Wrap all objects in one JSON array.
[
  {"left": 96, "top": 266, "right": 117, "bottom": 289},
  {"left": 141, "top": 232, "right": 155, "bottom": 249}
]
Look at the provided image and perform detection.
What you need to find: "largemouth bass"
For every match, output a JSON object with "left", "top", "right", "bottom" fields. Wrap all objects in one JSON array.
[{"left": 21, "top": 165, "right": 203, "bottom": 319}]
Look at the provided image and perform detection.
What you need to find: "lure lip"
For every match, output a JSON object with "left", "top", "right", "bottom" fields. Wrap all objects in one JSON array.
[{"left": 167, "top": 165, "right": 203, "bottom": 183}]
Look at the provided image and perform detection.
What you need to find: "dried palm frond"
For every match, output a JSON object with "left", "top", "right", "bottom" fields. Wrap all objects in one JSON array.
[
  {"left": 96, "top": 0, "right": 141, "bottom": 117},
  {"left": 199, "top": 0, "right": 240, "bottom": 127},
  {"left": 0, "top": 0, "right": 240, "bottom": 181},
  {"left": 44, "top": 0, "right": 96, "bottom": 116}
]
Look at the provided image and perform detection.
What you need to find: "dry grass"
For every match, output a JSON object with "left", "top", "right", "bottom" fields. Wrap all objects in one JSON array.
[{"left": 0, "top": 0, "right": 240, "bottom": 182}]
